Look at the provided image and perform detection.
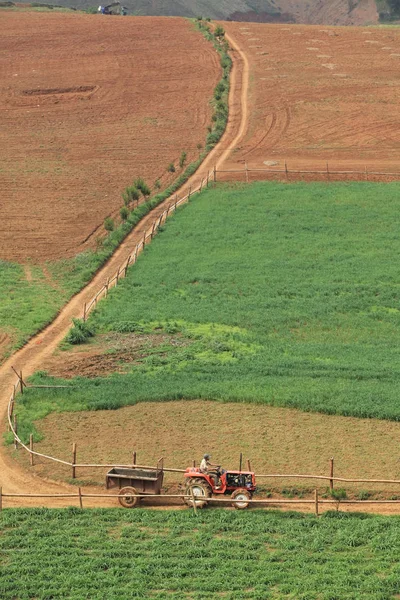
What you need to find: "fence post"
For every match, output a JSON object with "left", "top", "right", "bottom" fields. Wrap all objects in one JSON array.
[
  {"left": 245, "top": 161, "right": 249, "bottom": 183},
  {"left": 151, "top": 221, "right": 156, "bottom": 239},
  {"left": 247, "top": 459, "right": 251, "bottom": 472},
  {"left": 192, "top": 459, "right": 196, "bottom": 467},
  {"left": 78, "top": 487, "right": 83, "bottom": 509},
  {"left": 105, "top": 278, "right": 110, "bottom": 297},
  {"left": 20, "top": 371, "right": 24, "bottom": 395},
  {"left": 285, "top": 160, "right": 288, "bottom": 181},
  {"left": 206, "top": 171, "right": 210, "bottom": 187},
  {"left": 0, "top": 487, "right": 2, "bottom": 511},
  {"left": 329, "top": 457, "right": 334, "bottom": 490},
  {"left": 326, "top": 162, "right": 330, "bottom": 181},
  {"left": 133, "top": 451, "right": 137, "bottom": 466},
  {"left": 142, "top": 231, "right": 146, "bottom": 247},
  {"left": 188, "top": 186, "right": 192, "bottom": 201},
  {"left": 13, "top": 415, "right": 17, "bottom": 450},
  {"left": 83, "top": 303, "right": 87, "bottom": 322},
  {"left": 116, "top": 267, "right": 120, "bottom": 283},
  {"left": 314, "top": 489, "right": 319, "bottom": 517},
  {"left": 191, "top": 486, "right": 198, "bottom": 515},
  {"left": 29, "top": 434, "right": 34, "bottom": 466},
  {"left": 124, "top": 255, "right": 131, "bottom": 277},
  {"left": 213, "top": 165, "right": 217, "bottom": 183},
  {"left": 239, "top": 452, "right": 243, "bottom": 472},
  {"left": 72, "top": 443, "right": 77, "bottom": 479}
]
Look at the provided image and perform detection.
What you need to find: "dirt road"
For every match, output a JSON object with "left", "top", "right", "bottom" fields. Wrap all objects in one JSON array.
[
  {"left": 1, "top": 30, "right": 399, "bottom": 516},
  {"left": 0, "top": 31, "right": 248, "bottom": 508}
]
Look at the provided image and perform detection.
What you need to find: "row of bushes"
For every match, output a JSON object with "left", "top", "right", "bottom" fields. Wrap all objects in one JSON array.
[
  {"left": 95, "top": 19, "right": 232, "bottom": 259},
  {"left": 195, "top": 20, "right": 232, "bottom": 150},
  {"left": 65, "top": 20, "right": 234, "bottom": 344}
]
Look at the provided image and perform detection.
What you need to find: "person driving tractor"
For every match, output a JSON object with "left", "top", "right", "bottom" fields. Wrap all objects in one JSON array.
[{"left": 200, "top": 453, "right": 223, "bottom": 487}]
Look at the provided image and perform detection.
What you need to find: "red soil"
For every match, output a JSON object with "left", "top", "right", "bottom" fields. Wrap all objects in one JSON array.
[
  {"left": 0, "top": 13, "right": 220, "bottom": 262},
  {"left": 220, "top": 22, "right": 400, "bottom": 180}
]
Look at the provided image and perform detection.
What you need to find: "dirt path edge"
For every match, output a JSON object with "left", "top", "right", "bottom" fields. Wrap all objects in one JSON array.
[{"left": 0, "top": 32, "right": 249, "bottom": 507}]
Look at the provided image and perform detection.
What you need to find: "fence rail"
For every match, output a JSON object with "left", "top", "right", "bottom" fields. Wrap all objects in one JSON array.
[
  {"left": 2, "top": 487, "right": 400, "bottom": 515},
  {"left": 5, "top": 161, "right": 400, "bottom": 509},
  {"left": 216, "top": 163, "right": 400, "bottom": 182}
]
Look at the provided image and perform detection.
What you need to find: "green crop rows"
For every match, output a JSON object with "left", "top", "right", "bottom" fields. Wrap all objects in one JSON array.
[
  {"left": 16, "top": 181, "right": 400, "bottom": 441},
  {"left": 0, "top": 509, "right": 399, "bottom": 599}
]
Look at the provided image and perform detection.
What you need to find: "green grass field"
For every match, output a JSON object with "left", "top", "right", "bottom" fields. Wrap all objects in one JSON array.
[
  {"left": 16, "top": 181, "right": 400, "bottom": 441},
  {"left": 0, "top": 509, "right": 399, "bottom": 599}
]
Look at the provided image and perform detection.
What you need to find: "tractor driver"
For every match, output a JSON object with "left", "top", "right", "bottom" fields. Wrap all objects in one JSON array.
[{"left": 200, "top": 453, "right": 222, "bottom": 487}]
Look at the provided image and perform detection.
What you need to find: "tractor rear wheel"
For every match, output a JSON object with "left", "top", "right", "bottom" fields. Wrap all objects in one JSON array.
[
  {"left": 184, "top": 479, "right": 212, "bottom": 508},
  {"left": 231, "top": 489, "right": 251, "bottom": 510},
  {"left": 118, "top": 486, "right": 139, "bottom": 508}
]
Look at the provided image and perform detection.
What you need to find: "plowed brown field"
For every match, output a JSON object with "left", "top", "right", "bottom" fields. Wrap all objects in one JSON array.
[
  {"left": 0, "top": 13, "right": 220, "bottom": 262},
  {"left": 220, "top": 22, "right": 400, "bottom": 179}
]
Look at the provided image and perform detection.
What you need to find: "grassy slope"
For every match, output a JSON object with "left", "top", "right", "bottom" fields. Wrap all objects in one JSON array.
[
  {"left": 0, "top": 509, "right": 400, "bottom": 599},
  {"left": 17, "top": 181, "right": 400, "bottom": 442}
]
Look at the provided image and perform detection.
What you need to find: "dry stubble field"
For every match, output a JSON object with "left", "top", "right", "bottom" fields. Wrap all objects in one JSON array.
[
  {"left": 221, "top": 22, "right": 400, "bottom": 178},
  {"left": 0, "top": 13, "right": 220, "bottom": 262}
]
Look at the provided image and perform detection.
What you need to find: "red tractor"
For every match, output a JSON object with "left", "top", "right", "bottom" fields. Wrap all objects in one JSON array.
[{"left": 183, "top": 466, "right": 256, "bottom": 509}]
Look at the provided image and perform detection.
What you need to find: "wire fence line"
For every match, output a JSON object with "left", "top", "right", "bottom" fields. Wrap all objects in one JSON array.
[
  {"left": 81, "top": 166, "right": 216, "bottom": 322},
  {"left": 5, "top": 162, "right": 400, "bottom": 509},
  {"left": 216, "top": 162, "right": 400, "bottom": 183}
]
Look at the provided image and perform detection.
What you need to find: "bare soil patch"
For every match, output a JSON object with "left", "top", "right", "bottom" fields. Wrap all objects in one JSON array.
[
  {"left": 0, "top": 13, "right": 220, "bottom": 262},
  {"left": 21, "top": 400, "right": 400, "bottom": 499},
  {"left": 221, "top": 22, "right": 400, "bottom": 178},
  {"left": 44, "top": 332, "right": 188, "bottom": 378}
]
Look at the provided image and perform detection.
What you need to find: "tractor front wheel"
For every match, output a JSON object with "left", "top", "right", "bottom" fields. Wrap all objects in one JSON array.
[
  {"left": 184, "top": 479, "right": 212, "bottom": 509},
  {"left": 118, "top": 486, "right": 139, "bottom": 508},
  {"left": 231, "top": 489, "right": 251, "bottom": 510}
]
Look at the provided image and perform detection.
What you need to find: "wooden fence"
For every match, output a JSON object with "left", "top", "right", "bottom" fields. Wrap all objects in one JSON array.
[
  {"left": 5, "top": 161, "right": 400, "bottom": 510},
  {"left": 81, "top": 166, "right": 217, "bottom": 322},
  {"left": 7, "top": 381, "right": 400, "bottom": 502},
  {"left": 216, "top": 163, "right": 400, "bottom": 183},
  {"left": 3, "top": 487, "right": 400, "bottom": 514}
]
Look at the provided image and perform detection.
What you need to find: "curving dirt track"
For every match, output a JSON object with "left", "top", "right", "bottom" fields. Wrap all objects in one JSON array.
[
  {"left": 0, "top": 30, "right": 247, "bottom": 509},
  {"left": 1, "top": 28, "right": 399, "bottom": 515},
  {"left": 220, "top": 22, "right": 400, "bottom": 180},
  {"left": 0, "top": 13, "right": 220, "bottom": 262}
]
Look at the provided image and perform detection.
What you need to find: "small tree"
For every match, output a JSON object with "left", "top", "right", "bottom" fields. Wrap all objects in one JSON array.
[
  {"left": 154, "top": 179, "right": 161, "bottom": 190},
  {"left": 167, "top": 162, "right": 176, "bottom": 174},
  {"left": 123, "top": 186, "right": 140, "bottom": 207},
  {"left": 104, "top": 217, "right": 114, "bottom": 232},
  {"left": 134, "top": 177, "right": 151, "bottom": 199},
  {"left": 179, "top": 152, "right": 187, "bottom": 169},
  {"left": 120, "top": 206, "right": 129, "bottom": 221},
  {"left": 214, "top": 25, "right": 225, "bottom": 38}
]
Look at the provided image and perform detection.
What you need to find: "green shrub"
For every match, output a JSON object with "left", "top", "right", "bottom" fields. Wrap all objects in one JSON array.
[
  {"left": 104, "top": 217, "right": 114, "bottom": 232},
  {"left": 214, "top": 25, "right": 225, "bottom": 38},
  {"left": 123, "top": 186, "right": 140, "bottom": 206},
  {"left": 134, "top": 178, "right": 151, "bottom": 198},
  {"left": 113, "top": 321, "right": 145, "bottom": 333},
  {"left": 167, "top": 162, "right": 176, "bottom": 173},
  {"left": 120, "top": 206, "right": 129, "bottom": 221},
  {"left": 66, "top": 318, "right": 94, "bottom": 345},
  {"left": 179, "top": 152, "right": 187, "bottom": 169},
  {"left": 330, "top": 488, "right": 347, "bottom": 501},
  {"left": 154, "top": 179, "right": 161, "bottom": 190}
]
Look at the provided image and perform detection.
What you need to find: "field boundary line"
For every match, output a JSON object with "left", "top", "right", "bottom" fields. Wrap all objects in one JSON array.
[
  {"left": 7, "top": 385, "right": 400, "bottom": 493},
  {"left": 3, "top": 487, "right": 400, "bottom": 514},
  {"left": 216, "top": 163, "right": 400, "bottom": 182}
]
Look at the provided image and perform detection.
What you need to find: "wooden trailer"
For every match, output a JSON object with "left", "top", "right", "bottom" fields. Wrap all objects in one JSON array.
[{"left": 106, "top": 458, "right": 164, "bottom": 508}]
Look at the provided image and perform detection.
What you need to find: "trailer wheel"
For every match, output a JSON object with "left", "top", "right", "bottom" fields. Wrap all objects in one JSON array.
[
  {"left": 118, "top": 486, "right": 139, "bottom": 508},
  {"left": 231, "top": 489, "right": 251, "bottom": 510},
  {"left": 184, "top": 479, "right": 211, "bottom": 509}
]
